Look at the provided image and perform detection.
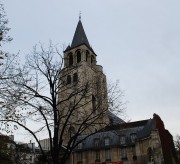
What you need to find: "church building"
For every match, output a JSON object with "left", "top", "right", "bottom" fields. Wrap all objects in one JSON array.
[{"left": 58, "top": 18, "right": 178, "bottom": 164}]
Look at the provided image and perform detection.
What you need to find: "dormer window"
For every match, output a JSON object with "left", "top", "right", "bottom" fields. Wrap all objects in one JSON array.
[
  {"left": 68, "top": 53, "right": 73, "bottom": 66},
  {"left": 94, "top": 138, "right": 100, "bottom": 147},
  {"left": 120, "top": 135, "right": 126, "bottom": 145},
  {"left": 130, "top": 133, "right": 136, "bottom": 143},
  {"left": 77, "top": 50, "right": 81, "bottom": 63},
  {"left": 104, "top": 137, "right": 110, "bottom": 146},
  {"left": 77, "top": 142, "right": 83, "bottom": 149}
]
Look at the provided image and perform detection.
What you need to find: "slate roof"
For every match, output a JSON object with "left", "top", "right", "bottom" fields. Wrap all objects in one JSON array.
[
  {"left": 105, "top": 119, "right": 149, "bottom": 131},
  {"left": 137, "top": 119, "right": 155, "bottom": 139},
  {"left": 76, "top": 131, "right": 120, "bottom": 150},
  {"left": 71, "top": 20, "right": 90, "bottom": 49},
  {"left": 64, "top": 20, "right": 95, "bottom": 53},
  {"left": 108, "top": 111, "right": 125, "bottom": 125},
  {"left": 74, "top": 118, "right": 155, "bottom": 151}
]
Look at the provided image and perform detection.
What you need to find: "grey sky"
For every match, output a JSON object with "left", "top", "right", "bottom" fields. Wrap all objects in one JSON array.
[{"left": 2, "top": 0, "right": 180, "bottom": 139}]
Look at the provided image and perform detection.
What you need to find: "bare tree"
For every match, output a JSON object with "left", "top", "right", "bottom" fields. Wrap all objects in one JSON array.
[
  {"left": 0, "top": 2, "right": 12, "bottom": 45},
  {"left": 0, "top": 1, "right": 15, "bottom": 76},
  {"left": 0, "top": 43, "right": 125, "bottom": 164}
]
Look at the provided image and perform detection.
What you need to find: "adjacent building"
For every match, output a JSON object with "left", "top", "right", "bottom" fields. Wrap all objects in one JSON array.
[
  {"left": 73, "top": 114, "right": 178, "bottom": 164},
  {"left": 0, "top": 133, "right": 41, "bottom": 164},
  {"left": 0, "top": 133, "right": 16, "bottom": 163}
]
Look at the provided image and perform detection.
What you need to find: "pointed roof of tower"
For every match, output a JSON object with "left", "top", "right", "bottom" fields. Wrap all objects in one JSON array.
[
  {"left": 64, "top": 18, "right": 95, "bottom": 54},
  {"left": 71, "top": 20, "right": 91, "bottom": 49}
]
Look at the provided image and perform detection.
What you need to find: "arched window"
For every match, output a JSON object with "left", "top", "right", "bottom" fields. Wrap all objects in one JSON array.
[
  {"left": 68, "top": 53, "right": 73, "bottom": 66},
  {"left": 91, "top": 55, "right": 94, "bottom": 64},
  {"left": 67, "top": 75, "right": 71, "bottom": 85},
  {"left": 86, "top": 50, "right": 89, "bottom": 62},
  {"left": 73, "top": 73, "right": 78, "bottom": 83},
  {"left": 77, "top": 51, "right": 81, "bottom": 63}
]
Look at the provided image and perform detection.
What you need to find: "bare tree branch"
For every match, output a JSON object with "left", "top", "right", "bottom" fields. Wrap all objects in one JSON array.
[{"left": 0, "top": 42, "right": 126, "bottom": 164}]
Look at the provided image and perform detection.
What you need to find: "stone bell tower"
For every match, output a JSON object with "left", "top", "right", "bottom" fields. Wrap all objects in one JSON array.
[{"left": 58, "top": 18, "right": 109, "bottom": 139}]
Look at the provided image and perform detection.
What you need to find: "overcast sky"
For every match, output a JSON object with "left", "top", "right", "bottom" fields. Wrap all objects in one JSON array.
[{"left": 2, "top": 0, "right": 180, "bottom": 141}]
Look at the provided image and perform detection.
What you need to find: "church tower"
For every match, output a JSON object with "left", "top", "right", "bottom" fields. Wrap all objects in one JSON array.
[{"left": 58, "top": 18, "right": 109, "bottom": 141}]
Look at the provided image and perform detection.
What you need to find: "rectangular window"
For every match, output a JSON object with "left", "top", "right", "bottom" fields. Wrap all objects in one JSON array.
[
  {"left": 132, "top": 147, "right": 136, "bottom": 156},
  {"left": 77, "top": 152, "right": 82, "bottom": 161},
  {"left": 121, "top": 148, "right": 127, "bottom": 158},
  {"left": 120, "top": 136, "right": 126, "bottom": 144},
  {"left": 105, "top": 149, "right": 111, "bottom": 161},
  {"left": 104, "top": 137, "right": 110, "bottom": 146},
  {"left": 95, "top": 150, "right": 100, "bottom": 161}
]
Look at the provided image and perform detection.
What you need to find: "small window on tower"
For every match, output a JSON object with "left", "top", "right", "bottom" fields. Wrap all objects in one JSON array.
[
  {"left": 91, "top": 55, "right": 94, "bottom": 64},
  {"left": 86, "top": 50, "right": 89, "bottom": 62},
  {"left": 67, "top": 75, "right": 71, "bottom": 85},
  {"left": 77, "top": 51, "right": 81, "bottom": 63},
  {"left": 92, "top": 95, "right": 96, "bottom": 111},
  {"left": 73, "top": 73, "right": 78, "bottom": 83},
  {"left": 68, "top": 53, "right": 73, "bottom": 66}
]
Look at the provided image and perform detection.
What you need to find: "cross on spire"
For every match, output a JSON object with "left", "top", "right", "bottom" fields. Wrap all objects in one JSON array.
[{"left": 79, "top": 11, "right": 81, "bottom": 21}]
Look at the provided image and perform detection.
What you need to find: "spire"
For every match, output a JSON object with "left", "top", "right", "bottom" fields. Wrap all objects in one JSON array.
[
  {"left": 71, "top": 18, "right": 91, "bottom": 49},
  {"left": 79, "top": 11, "right": 81, "bottom": 21}
]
